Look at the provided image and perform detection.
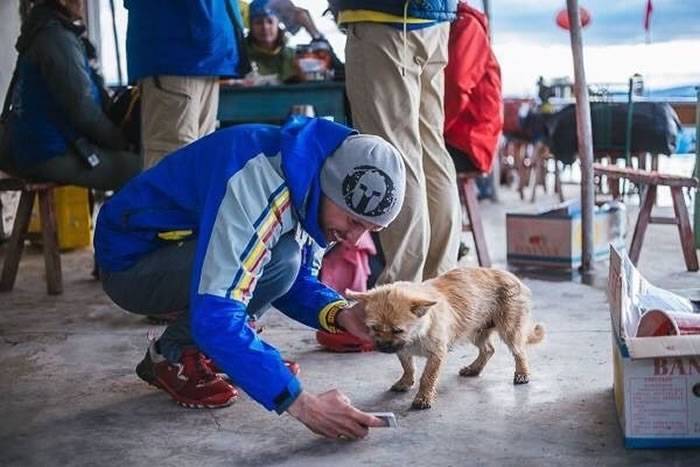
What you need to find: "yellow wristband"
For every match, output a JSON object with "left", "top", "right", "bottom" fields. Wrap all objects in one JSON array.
[{"left": 319, "top": 300, "right": 348, "bottom": 333}]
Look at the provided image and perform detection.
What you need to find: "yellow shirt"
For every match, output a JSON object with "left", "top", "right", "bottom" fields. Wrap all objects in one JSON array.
[{"left": 338, "top": 9, "right": 433, "bottom": 25}]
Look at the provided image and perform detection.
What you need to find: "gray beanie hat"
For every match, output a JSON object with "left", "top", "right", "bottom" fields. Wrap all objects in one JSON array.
[{"left": 320, "top": 134, "right": 406, "bottom": 228}]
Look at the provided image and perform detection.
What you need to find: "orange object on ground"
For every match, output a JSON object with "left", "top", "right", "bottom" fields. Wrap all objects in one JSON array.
[{"left": 316, "top": 330, "right": 374, "bottom": 353}]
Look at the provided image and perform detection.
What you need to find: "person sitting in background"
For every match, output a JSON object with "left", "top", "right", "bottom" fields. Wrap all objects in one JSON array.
[
  {"left": 0, "top": 0, "right": 141, "bottom": 190},
  {"left": 245, "top": 0, "right": 298, "bottom": 82},
  {"left": 242, "top": 0, "right": 344, "bottom": 84}
]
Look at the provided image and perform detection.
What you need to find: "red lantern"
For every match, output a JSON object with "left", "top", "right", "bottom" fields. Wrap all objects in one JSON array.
[{"left": 556, "top": 7, "right": 592, "bottom": 30}]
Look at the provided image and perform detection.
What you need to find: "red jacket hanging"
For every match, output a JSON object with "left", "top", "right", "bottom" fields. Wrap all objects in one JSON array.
[{"left": 444, "top": 2, "right": 503, "bottom": 173}]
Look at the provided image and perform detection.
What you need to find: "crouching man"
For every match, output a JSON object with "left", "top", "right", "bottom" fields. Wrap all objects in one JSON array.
[{"left": 94, "top": 117, "right": 406, "bottom": 440}]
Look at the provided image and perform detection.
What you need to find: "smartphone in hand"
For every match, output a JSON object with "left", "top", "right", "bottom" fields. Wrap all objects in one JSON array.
[{"left": 368, "top": 412, "right": 398, "bottom": 428}]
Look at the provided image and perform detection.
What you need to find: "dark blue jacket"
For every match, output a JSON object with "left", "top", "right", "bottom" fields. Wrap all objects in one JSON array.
[
  {"left": 3, "top": 6, "right": 125, "bottom": 168},
  {"left": 125, "top": 0, "right": 244, "bottom": 81},
  {"left": 336, "top": 0, "right": 457, "bottom": 22}
]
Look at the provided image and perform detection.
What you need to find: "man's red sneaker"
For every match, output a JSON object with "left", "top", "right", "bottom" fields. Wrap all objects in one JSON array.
[{"left": 135, "top": 342, "right": 238, "bottom": 408}]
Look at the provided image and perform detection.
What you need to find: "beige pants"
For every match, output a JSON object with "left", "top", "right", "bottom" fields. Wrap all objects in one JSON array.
[
  {"left": 345, "top": 22, "right": 461, "bottom": 283},
  {"left": 140, "top": 76, "right": 219, "bottom": 169}
]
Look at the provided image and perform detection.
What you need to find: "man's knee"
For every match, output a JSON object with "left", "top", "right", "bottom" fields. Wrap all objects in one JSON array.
[
  {"left": 245, "top": 234, "right": 302, "bottom": 318},
  {"left": 264, "top": 233, "right": 302, "bottom": 295}
]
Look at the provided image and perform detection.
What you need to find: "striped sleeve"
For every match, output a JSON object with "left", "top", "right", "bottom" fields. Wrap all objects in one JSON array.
[
  {"left": 191, "top": 154, "right": 301, "bottom": 412},
  {"left": 198, "top": 155, "right": 294, "bottom": 302},
  {"left": 226, "top": 184, "right": 292, "bottom": 302}
]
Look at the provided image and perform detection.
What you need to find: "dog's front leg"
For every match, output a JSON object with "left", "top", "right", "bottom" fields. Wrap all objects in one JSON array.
[
  {"left": 412, "top": 348, "right": 447, "bottom": 410},
  {"left": 390, "top": 350, "right": 415, "bottom": 392}
]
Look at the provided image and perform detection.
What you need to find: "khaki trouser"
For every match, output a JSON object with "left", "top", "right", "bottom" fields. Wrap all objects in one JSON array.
[
  {"left": 140, "top": 76, "right": 219, "bottom": 169},
  {"left": 345, "top": 22, "right": 461, "bottom": 283}
]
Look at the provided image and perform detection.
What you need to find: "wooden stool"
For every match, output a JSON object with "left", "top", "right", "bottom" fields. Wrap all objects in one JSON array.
[
  {"left": 0, "top": 178, "right": 63, "bottom": 294},
  {"left": 592, "top": 163, "right": 698, "bottom": 271},
  {"left": 457, "top": 172, "right": 491, "bottom": 267}
]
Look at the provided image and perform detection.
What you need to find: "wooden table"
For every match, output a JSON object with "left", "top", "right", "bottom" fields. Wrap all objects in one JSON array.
[
  {"left": 218, "top": 81, "right": 347, "bottom": 126},
  {"left": 592, "top": 163, "right": 699, "bottom": 271}
]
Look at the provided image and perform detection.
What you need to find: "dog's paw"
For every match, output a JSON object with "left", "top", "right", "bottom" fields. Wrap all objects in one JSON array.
[
  {"left": 459, "top": 365, "right": 482, "bottom": 377},
  {"left": 411, "top": 395, "right": 433, "bottom": 410},
  {"left": 513, "top": 372, "right": 530, "bottom": 385},
  {"left": 390, "top": 380, "right": 414, "bottom": 392}
]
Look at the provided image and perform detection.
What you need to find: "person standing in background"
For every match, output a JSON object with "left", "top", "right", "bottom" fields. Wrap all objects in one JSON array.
[
  {"left": 444, "top": 1, "right": 502, "bottom": 174},
  {"left": 333, "top": 0, "right": 461, "bottom": 284},
  {"left": 125, "top": 0, "right": 249, "bottom": 169}
]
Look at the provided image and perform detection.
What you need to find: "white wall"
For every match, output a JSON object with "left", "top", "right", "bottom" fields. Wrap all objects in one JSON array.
[{"left": 0, "top": 1, "right": 21, "bottom": 106}]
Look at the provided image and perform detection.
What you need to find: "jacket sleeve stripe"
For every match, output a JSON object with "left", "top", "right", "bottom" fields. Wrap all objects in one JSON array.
[
  {"left": 226, "top": 185, "right": 291, "bottom": 302},
  {"left": 252, "top": 183, "right": 288, "bottom": 228}
]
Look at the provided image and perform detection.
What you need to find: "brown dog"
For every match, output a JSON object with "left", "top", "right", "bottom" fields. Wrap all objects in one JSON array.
[{"left": 346, "top": 267, "right": 544, "bottom": 409}]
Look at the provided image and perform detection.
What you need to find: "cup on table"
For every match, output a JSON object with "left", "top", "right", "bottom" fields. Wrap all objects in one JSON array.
[{"left": 289, "top": 105, "right": 316, "bottom": 118}]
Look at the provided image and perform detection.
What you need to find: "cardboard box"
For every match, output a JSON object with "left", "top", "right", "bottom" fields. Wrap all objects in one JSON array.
[
  {"left": 506, "top": 201, "right": 625, "bottom": 268},
  {"left": 608, "top": 247, "right": 700, "bottom": 448}
]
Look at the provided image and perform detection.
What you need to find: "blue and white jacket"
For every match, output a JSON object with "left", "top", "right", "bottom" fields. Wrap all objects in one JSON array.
[{"left": 95, "top": 117, "right": 354, "bottom": 412}]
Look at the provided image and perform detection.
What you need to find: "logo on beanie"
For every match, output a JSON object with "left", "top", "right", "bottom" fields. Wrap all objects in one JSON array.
[{"left": 342, "top": 165, "right": 396, "bottom": 218}]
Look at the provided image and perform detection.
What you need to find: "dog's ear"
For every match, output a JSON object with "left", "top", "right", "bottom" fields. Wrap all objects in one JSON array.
[
  {"left": 410, "top": 298, "right": 437, "bottom": 318},
  {"left": 345, "top": 290, "right": 371, "bottom": 302}
]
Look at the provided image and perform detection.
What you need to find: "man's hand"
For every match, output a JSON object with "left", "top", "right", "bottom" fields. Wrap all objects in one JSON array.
[
  {"left": 336, "top": 303, "right": 371, "bottom": 341},
  {"left": 287, "top": 390, "right": 384, "bottom": 440}
]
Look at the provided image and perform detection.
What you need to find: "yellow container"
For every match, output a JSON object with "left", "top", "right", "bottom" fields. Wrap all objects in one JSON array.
[{"left": 29, "top": 186, "right": 91, "bottom": 250}]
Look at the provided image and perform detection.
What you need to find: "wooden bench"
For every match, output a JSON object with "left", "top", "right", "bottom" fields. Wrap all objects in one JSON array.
[
  {"left": 592, "top": 163, "right": 698, "bottom": 271},
  {"left": 457, "top": 172, "right": 491, "bottom": 267},
  {"left": 0, "top": 177, "right": 63, "bottom": 294}
]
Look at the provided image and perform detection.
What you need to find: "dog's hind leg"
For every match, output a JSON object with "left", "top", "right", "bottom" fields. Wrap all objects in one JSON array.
[
  {"left": 496, "top": 309, "right": 533, "bottom": 384},
  {"left": 459, "top": 327, "right": 495, "bottom": 377},
  {"left": 390, "top": 350, "right": 416, "bottom": 392},
  {"left": 510, "top": 347, "right": 530, "bottom": 384},
  {"left": 503, "top": 333, "right": 530, "bottom": 384}
]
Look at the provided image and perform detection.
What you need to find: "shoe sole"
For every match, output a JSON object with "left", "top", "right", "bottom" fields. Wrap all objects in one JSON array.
[
  {"left": 140, "top": 378, "right": 238, "bottom": 409},
  {"left": 136, "top": 354, "right": 237, "bottom": 409}
]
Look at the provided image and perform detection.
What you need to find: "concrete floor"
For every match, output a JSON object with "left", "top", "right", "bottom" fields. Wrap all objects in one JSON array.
[{"left": 2, "top": 183, "right": 700, "bottom": 466}]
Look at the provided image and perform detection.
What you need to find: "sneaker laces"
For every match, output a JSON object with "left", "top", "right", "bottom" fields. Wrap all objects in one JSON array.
[{"left": 180, "top": 349, "right": 219, "bottom": 385}]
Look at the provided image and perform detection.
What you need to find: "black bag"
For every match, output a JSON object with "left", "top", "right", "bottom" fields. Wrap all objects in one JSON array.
[
  {"left": 106, "top": 86, "right": 141, "bottom": 152},
  {"left": 547, "top": 102, "right": 682, "bottom": 164}
]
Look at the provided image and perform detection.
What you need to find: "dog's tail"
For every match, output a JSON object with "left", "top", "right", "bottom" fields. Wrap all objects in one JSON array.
[{"left": 527, "top": 323, "right": 545, "bottom": 344}]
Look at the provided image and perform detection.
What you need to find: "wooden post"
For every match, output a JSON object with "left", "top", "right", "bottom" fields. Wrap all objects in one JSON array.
[
  {"left": 482, "top": 0, "right": 492, "bottom": 40},
  {"left": 624, "top": 77, "right": 634, "bottom": 167},
  {"left": 694, "top": 86, "right": 700, "bottom": 248},
  {"left": 107, "top": 0, "right": 124, "bottom": 85},
  {"left": 566, "top": 0, "right": 595, "bottom": 275},
  {"left": 481, "top": 0, "right": 499, "bottom": 202}
]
